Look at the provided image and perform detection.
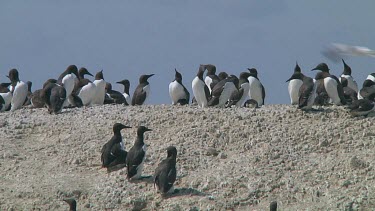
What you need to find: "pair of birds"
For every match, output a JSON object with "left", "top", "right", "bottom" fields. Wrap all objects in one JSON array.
[
  {"left": 0, "top": 69, "right": 29, "bottom": 112},
  {"left": 287, "top": 60, "right": 375, "bottom": 116},
  {"left": 101, "top": 123, "right": 177, "bottom": 195},
  {"left": 191, "top": 64, "right": 265, "bottom": 108}
]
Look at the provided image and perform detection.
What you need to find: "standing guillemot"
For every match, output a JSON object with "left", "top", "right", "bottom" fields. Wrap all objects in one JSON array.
[
  {"left": 132, "top": 74, "right": 154, "bottom": 105},
  {"left": 91, "top": 70, "right": 106, "bottom": 105},
  {"left": 74, "top": 67, "right": 95, "bottom": 106},
  {"left": 104, "top": 82, "right": 127, "bottom": 104},
  {"left": 297, "top": 75, "right": 317, "bottom": 110},
  {"left": 339, "top": 59, "right": 358, "bottom": 93},
  {"left": 192, "top": 65, "right": 210, "bottom": 108},
  {"left": 235, "top": 72, "right": 251, "bottom": 107},
  {"left": 42, "top": 82, "right": 67, "bottom": 114},
  {"left": 153, "top": 146, "right": 177, "bottom": 196},
  {"left": 312, "top": 63, "right": 346, "bottom": 106},
  {"left": 101, "top": 123, "right": 132, "bottom": 172},
  {"left": 116, "top": 79, "right": 131, "bottom": 105},
  {"left": 286, "top": 62, "right": 304, "bottom": 105},
  {"left": 7, "top": 69, "right": 28, "bottom": 111},
  {"left": 57, "top": 65, "right": 79, "bottom": 107},
  {"left": 126, "top": 126, "right": 152, "bottom": 180},
  {"left": 208, "top": 75, "right": 238, "bottom": 107},
  {"left": 169, "top": 69, "right": 190, "bottom": 105},
  {"left": 204, "top": 64, "right": 220, "bottom": 93},
  {"left": 23, "top": 81, "right": 33, "bottom": 106},
  {"left": 340, "top": 77, "right": 358, "bottom": 104},
  {"left": 247, "top": 68, "right": 265, "bottom": 106}
]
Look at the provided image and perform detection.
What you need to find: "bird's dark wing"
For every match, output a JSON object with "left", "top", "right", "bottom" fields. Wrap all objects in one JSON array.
[
  {"left": 182, "top": 85, "right": 190, "bottom": 103},
  {"left": 204, "top": 84, "right": 211, "bottom": 101},
  {"left": 298, "top": 78, "right": 314, "bottom": 108},
  {"left": 101, "top": 137, "right": 116, "bottom": 168},
  {"left": 261, "top": 84, "right": 265, "bottom": 105},
  {"left": 154, "top": 160, "right": 176, "bottom": 193},
  {"left": 126, "top": 146, "right": 145, "bottom": 178},
  {"left": 108, "top": 90, "right": 126, "bottom": 104},
  {"left": 132, "top": 85, "right": 147, "bottom": 105}
]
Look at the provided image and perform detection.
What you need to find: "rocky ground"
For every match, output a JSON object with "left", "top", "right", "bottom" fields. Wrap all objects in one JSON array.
[{"left": 0, "top": 104, "right": 374, "bottom": 210}]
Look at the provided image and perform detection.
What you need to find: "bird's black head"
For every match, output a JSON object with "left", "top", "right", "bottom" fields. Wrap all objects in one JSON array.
[
  {"left": 26, "top": 81, "right": 32, "bottom": 92},
  {"left": 113, "top": 123, "right": 132, "bottom": 133},
  {"left": 7, "top": 69, "right": 20, "bottom": 83},
  {"left": 174, "top": 68, "right": 182, "bottom": 82},
  {"left": 117, "top": 79, "right": 130, "bottom": 86},
  {"left": 247, "top": 68, "right": 258, "bottom": 78},
  {"left": 311, "top": 63, "right": 330, "bottom": 72},
  {"left": 63, "top": 198, "right": 77, "bottom": 211},
  {"left": 239, "top": 72, "right": 251, "bottom": 80},
  {"left": 205, "top": 64, "right": 217, "bottom": 75},
  {"left": 105, "top": 82, "right": 112, "bottom": 92},
  {"left": 342, "top": 59, "right": 352, "bottom": 75},
  {"left": 363, "top": 79, "right": 375, "bottom": 88},
  {"left": 95, "top": 70, "right": 104, "bottom": 80},
  {"left": 78, "top": 67, "right": 93, "bottom": 78},
  {"left": 67, "top": 65, "right": 79, "bottom": 77},
  {"left": 218, "top": 72, "right": 228, "bottom": 81},
  {"left": 139, "top": 74, "right": 154, "bottom": 84},
  {"left": 294, "top": 62, "right": 301, "bottom": 73},
  {"left": 197, "top": 65, "right": 206, "bottom": 80},
  {"left": 137, "top": 126, "right": 152, "bottom": 135},
  {"left": 166, "top": 146, "right": 177, "bottom": 158}
]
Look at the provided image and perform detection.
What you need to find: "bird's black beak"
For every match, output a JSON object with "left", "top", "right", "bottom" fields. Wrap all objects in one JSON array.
[
  {"left": 145, "top": 128, "right": 152, "bottom": 131},
  {"left": 147, "top": 74, "right": 155, "bottom": 78},
  {"left": 122, "top": 125, "right": 132, "bottom": 129},
  {"left": 311, "top": 67, "right": 319, "bottom": 71},
  {"left": 116, "top": 81, "right": 122, "bottom": 84},
  {"left": 87, "top": 72, "right": 94, "bottom": 77}
]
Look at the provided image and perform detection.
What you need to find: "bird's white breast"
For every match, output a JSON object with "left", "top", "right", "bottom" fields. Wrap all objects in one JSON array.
[
  {"left": 11, "top": 81, "right": 28, "bottom": 111},
  {"left": 324, "top": 77, "right": 341, "bottom": 105},
  {"left": 248, "top": 77, "right": 264, "bottom": 106},
  {"left": 169, "top": 81, "right": 186, "bottom": 104},
  {"left": 288, "top": 79, "right": 303, "bottom": 105},
  {"left": 192, "top": 77, "right": 208, "bottom": 108}
]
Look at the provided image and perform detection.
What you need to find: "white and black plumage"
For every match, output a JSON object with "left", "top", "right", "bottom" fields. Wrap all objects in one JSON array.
[
  {"left": 105, "top": 82, "right": 127, "bottom": 104},
  {"left": 7, "top": 69, "right": 28, "bottom": 111},
  {"left": 341, "top": 77, "right": 358, "bottom": 104},
  {"left": 0, "top": 83, "right": 12, "bottom": 112},
  {"left": 132, "top": 74, "right": 154, "bottom": 106},
  {"left": 298, "top": 75, "right": 317, "bottom": 110},
  {"left": 286, "top": 63, "right": 304, "bottom": 105},
  {"left": 63, "top": 198, "right": 77, "bottom": 211},
  {"left": 101, "top": 123, "right": 132, "bottom": 172},
  {"left": 91, "top": 70, "right": 106, "bottom": 105},
  {"left": 208, "top": 75, "right": 238, "bottom": 107},
  {"left": 359, "top": 73, "right": 375, "bottom": 100},
  {"left": 154, "top": 146, "right": 177, "bottom": 195},
  {"left": 169, "top": 69, "right": 190, "bottom": 105},
  {"left": 116, "top": 79, "right": 131, "bottom": 105},
  {"left": 339, "top": 59, "right": 358, "bottom": 93},
  {"left": 57, "top": 65, "right": 79, "bottom": 107},
  {"left": 192, "top": 65, "right": 210, "bottom": 108},
  {"left": 312, "top": 63, "right": 346, "bottom": 106},
  {"left": 348, "top": 99, "right": 375, "bottom": 117},
  {"left": 41, "top": 82, "right": 67, "bottom": 114},
  {"left": 235, "top": 72, "right": 251, "bottom": 107},
  {"left": 74, "top": 67, "right": 95, "bottom": 106},
  {"left": 247, "top": 68, "right": 265, "bottom": 106},
  {"left": 204, "top": 64, "right": 220, "bottom": 93},
  {"left": 218, "top": 72, "right": 229, "bottom": 81},
  {"left": 311, "top": 63, "right": 330, "bottom": 106},
  {"left": 126, "top": 126, "right": 152, "bottom": 180}
]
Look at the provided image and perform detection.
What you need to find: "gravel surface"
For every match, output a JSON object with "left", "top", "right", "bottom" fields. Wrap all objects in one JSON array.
[{"left": 1, "top": 104, "right": 374, "bottom": 210}]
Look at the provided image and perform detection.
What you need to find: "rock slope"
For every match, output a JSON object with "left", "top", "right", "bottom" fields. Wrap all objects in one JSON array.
[{"left": 0, "top": 104, "right": 374, "bottom": 210}]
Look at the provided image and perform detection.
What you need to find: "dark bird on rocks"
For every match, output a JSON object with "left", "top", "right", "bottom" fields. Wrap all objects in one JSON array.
[
  {"left": 154, "top": 146, "right": 177, "bottom": 196},
  {"left": 132, "top": 74, "right": 154, "bottom": 105},
  {"left": 101, "top": 123, "right": 132, "bottom": 172},
  {"left": 126, "top": 126, "right": 152, "bottom": 180}
]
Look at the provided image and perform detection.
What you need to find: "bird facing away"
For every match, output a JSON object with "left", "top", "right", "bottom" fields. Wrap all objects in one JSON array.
[
  {"left": 101, "top": 123, "right": 132, "bottom": 172},
  {"left": 126, "top": 126, "right": 152, "bottom": 180},
  {"left": 192, "top": 65, "right": 211, "bottom": 108},
  {"left": 7, "top": 69, "right": 28, "bottom": 111},
  {"left": 154, "top": 146, "right": 177, "bottom": 195},
  {"left": 132, "top": 74, "right": 154, "bottom": 105},
  {"left": 247, "top": 68, "right": 265, "bottom": 106},
  {"left": 286, "top": 62, "right": 304, "bottom": 105}
]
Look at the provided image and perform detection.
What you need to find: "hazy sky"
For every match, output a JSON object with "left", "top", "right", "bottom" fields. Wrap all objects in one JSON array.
[{"left": 1, "top": 1, "right": 375, "bottom": 104}]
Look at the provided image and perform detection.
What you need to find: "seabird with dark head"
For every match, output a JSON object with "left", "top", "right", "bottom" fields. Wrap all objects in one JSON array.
[
  {"left": 91, "top": 70, "right": 106, "bottom": 105},
  {"left": 208, "top": 75, "right": 238, "bottom": 107},
  {"left": 154, "top": 146, "right": 177, "bottom": 196},
  {"left": 41, "top": 82, "right": 67, "bottom": 114},
  {"left": 247, "top": 68, "right": 265, "bottom": 106},
  {"left": 7, "top": 68, "right": 28, "bottom": 111},
  {"left": 126, "top": 126, "right": 152, "bottom": 180},
  {"left": 116, "top": 79, "right": 131, "bottom": 105},
  {"left": 169, "top": 68, "right": 190, "bottom": 105},
  {"left": 57, "top": 65, "right": 79, "bottom": 107},
  {"left": 286, "top": 62, "right": 304, "bottom": 105},
  {"left": 63, "top": 198, "right": 77, "bottom": 211},
  {"left": 104, "top": 82, "right": 127, "bottom": 105},
  {"left": 204, "top": 64, "right": 220, "bottom": 93},
  {"left": 101, "top": 123, "right": 132, "bottom": 172},
  {"left": 132, "top": 74, "right": 154, "bottom": 105},
  {"left": 192, "top": 65, "right": 210, "bottom": 108},
  {"left": 339, "top": 59, "right": 358, "bottom": 93},
  {"left": 297, "top": 75, "right": 317, "bottom": 110}
]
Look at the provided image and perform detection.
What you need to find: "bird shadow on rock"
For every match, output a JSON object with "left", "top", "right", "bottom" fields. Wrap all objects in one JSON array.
[
  {"left": 128, "top": 175, "right": 154, "bottom": 184},
  {"left": 162, "top": 187, "right": 206, "bottom": 199}
]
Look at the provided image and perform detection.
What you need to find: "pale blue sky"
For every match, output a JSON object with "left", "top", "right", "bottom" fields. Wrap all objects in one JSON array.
[{"left": 1, "top": 1, "right": 375, "bottom": 104}]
